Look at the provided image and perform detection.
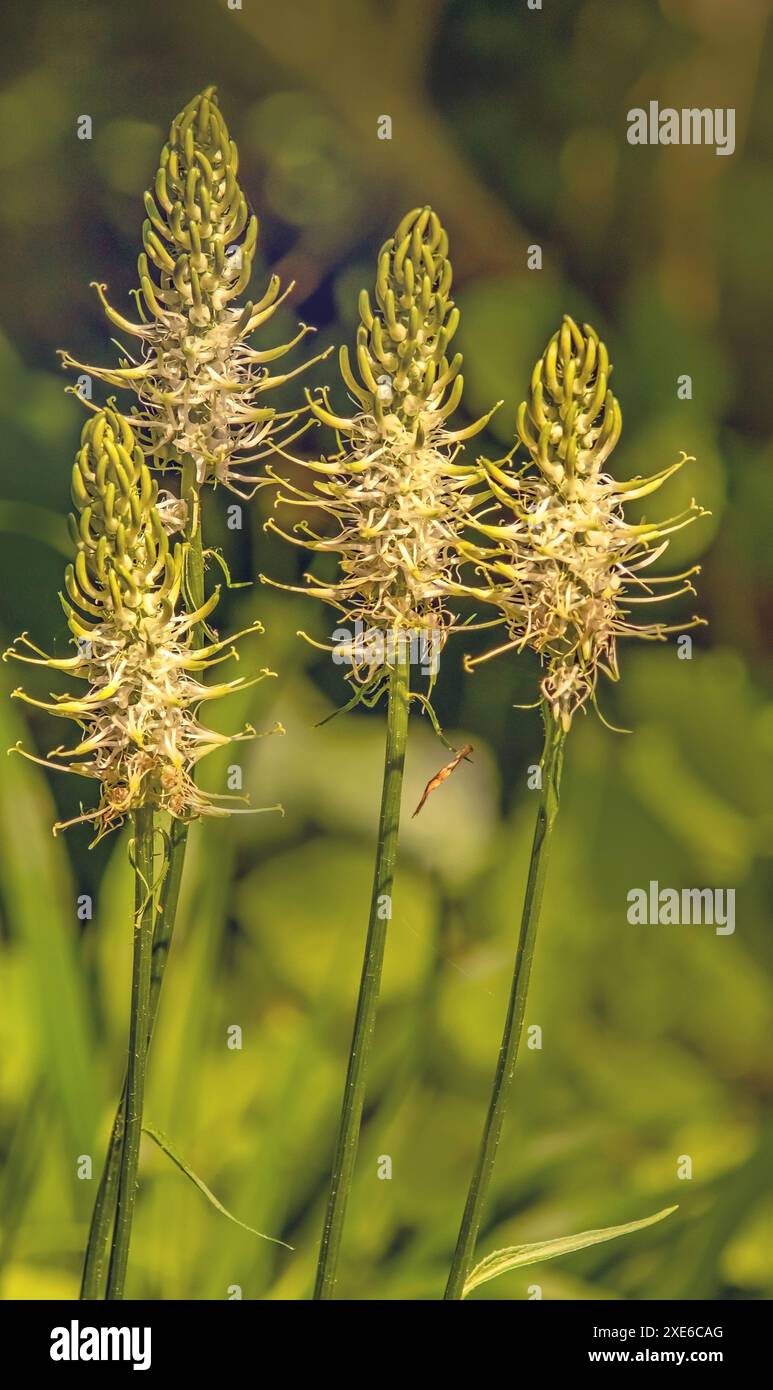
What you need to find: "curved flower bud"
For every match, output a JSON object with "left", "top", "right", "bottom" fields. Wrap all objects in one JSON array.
[
  {"left": 463, "top": 316, "right": 707, "bottom": 729},
  {"left": 65, "top": 408, "right": 181, "bottom": 631},
  {"left": 60, "top": 87, "right": 327, "bottom": 494},
  {"left": 140, "top": 84, "right": 255, "bottom": 326},
  {"left": 266, "top": 207, "right": 499, "bottom": 695},
  {"left": 516, "top": 315, "right": 622, "bottom": 492},
  {"left": 5, "top": 409, "right": 271, "bottom": 840}
]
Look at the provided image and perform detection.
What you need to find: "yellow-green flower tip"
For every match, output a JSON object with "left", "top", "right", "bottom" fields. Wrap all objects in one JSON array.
[
  {"left": 67, "top": 409, "right": 179, "bottom": 628},
  {"left": 517, "top": 314, "right": 622, "bottom": 491},
  {"left": 142, "top": 86, "right": 256, "bottom": 325},
  {"left": 347, "top": 206, "right": 460, "bottom": 420}
]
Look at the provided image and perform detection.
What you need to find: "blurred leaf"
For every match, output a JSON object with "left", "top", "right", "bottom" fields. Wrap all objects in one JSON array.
[
  {"left": 456, "top": 275, "right": 580, "bottom": 443},
  {"left": 0, "top": 1264, "right": 75, "bottom": 1300},
  {"left": 621, "top": 724, "right": 752, "bottom": 879},
  {"left": 93, "top": 119, "right": 162, "bottom": 196},
  {"left": 0, "top": 668, "right": 101, "bottom": 1152},
  {"left": 617, "top": 279, "right": 733, "bottom": 427},
  {"left": 0, "top": 502, "right": 70, "bottom": 557},
  {"left": 620, "top": 415, "right": 725, "bottom": 566},
  {"left": 234, "top": 836, "right": 434, "bottom": 1004}
]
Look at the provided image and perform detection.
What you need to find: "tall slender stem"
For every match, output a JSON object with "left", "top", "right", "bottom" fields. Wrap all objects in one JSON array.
[
  {"left": 444, "top": 709, "right": 566, "bottom": 1300},
  {"left": 79, "top": 818, "right": 187, "bottom": 1299},
  {"left": 105, "top": 806, "right": 156, "bottom": 1299},
  {"left": 80, "top": 462, "right": 205, "bottom": 1299},
  {"left": 314, "top": 649, "right": 411, "bottom": 1300}
]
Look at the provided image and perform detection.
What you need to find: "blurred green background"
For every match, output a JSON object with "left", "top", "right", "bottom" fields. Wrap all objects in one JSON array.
[{"left": 1, "top": 0, "right": 772, "bottom": 1301}]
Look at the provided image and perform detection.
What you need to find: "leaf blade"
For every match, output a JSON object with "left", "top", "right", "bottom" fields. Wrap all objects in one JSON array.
[
  {"left": 463, "top": 1205, "right": 678, "bottom": 1298},
  {"left": 143, "top": 1123, "right": 293, "bottom": 1251}
]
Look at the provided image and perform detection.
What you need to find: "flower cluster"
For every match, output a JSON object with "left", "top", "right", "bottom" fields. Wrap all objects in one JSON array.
[
  {"left": 463, "top": 316, "right": 705, "bottom": 728},
  {"left": 60, "top": 87, "right": 323, "bottom": 495},
  {"left": 265, "top": 205, "right": 498, "bottom": 691},
  {"left": 5, "top": 409, "right": 267, "bottom": 840}
]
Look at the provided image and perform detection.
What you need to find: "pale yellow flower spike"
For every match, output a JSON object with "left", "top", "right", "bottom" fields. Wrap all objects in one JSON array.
[
  {"left": 265, "top": 206, "right": 500, "bottom": 696},
  {"left": 59, "top": 87, "right": 329, "bottom": 495},
  {"left": 5, "top": 408, "right": 269, "bottom": 842},
  {"left": 464, "top": 316, "right": 707, "bottom": 728}
]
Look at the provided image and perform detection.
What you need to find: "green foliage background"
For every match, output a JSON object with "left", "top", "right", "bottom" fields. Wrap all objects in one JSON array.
[{"left": 0, "top": 0, "right": 771, "bottom": 1300}]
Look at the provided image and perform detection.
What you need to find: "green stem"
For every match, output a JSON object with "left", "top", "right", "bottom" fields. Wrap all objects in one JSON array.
[
  {"left": 105, "top": 806, "right": 156, "bottom": 1300},
  {"left": 444, "top": 708, "right": 566, "bottom": 1300},
  {"left": 313, "top": 649, "right": 410, "bottom": 1300},
  {"left": 79, "top": 818, "right": 187, "bottom": 1299}
]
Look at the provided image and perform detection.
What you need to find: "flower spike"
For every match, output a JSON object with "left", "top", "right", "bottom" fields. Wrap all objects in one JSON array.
[
  {"left": 60, "top": 87, "right": 328, "bottom": 493},
  {"left": 6, "top": 409, "right": 265, "bottom": 841},
  {"left": 463, "top": 317, "right": 706, "bottom": 728},
  {"left": 267, "top": 207, "right": 497, "bottom": 696}
]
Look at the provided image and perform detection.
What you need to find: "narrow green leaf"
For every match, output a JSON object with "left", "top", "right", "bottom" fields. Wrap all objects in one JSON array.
[
  {"left": 143, "top": 1123, "right": 293, "bottom": 1250},
  {"left": 463, "top": 1205, "right": 678, "bottom": 1298}
]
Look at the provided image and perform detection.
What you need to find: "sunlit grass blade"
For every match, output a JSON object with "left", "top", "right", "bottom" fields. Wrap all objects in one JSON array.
[
  {"left": 463, "top": 1205, "right": 678, "bottom": 1298},
  {"left": 143, "top": 1124, "right": 293, "bottom": 1249}
]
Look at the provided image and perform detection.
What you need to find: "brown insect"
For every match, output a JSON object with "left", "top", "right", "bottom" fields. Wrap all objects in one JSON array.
[{"left": 412, "top": 744, "right": 473, "bottom": 818}]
